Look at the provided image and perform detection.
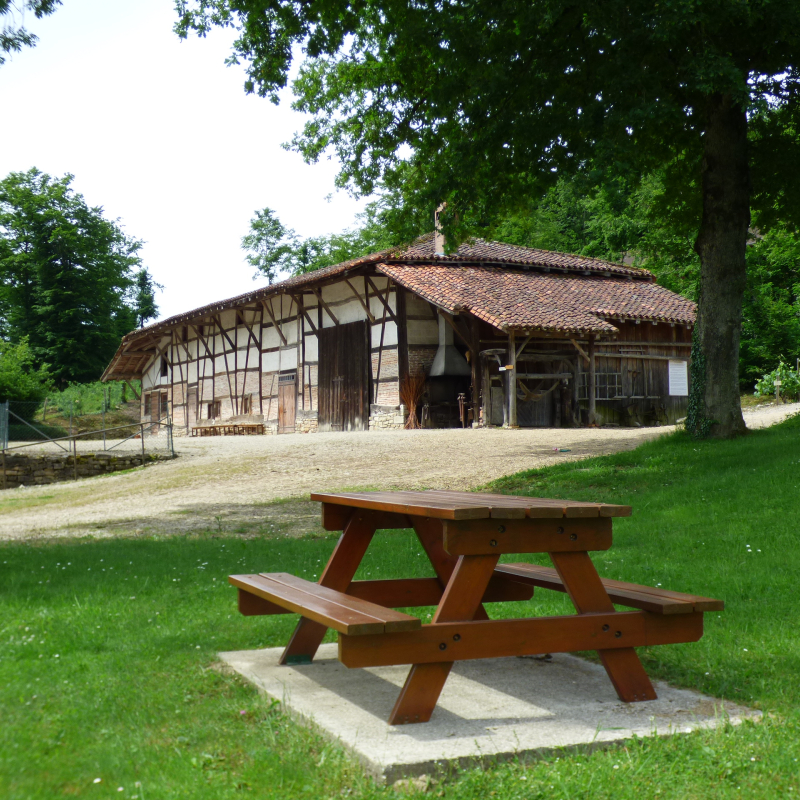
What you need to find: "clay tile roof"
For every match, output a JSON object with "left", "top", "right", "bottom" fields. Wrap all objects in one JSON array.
[
  {"left": 378, "top": 263, "right": 696, "bottom": 334},
  {"left": 392, "top": 232, "right": 649, "bottom": 278}
]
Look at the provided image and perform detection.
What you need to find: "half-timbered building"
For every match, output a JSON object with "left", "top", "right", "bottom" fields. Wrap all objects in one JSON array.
[{"left": 102, "top": 233, "right": 697, "bottom": 433}]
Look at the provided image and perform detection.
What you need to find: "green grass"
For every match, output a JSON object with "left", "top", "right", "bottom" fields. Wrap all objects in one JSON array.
[{"left": 2, "top": 416, "right": 800, "bottom": 798}]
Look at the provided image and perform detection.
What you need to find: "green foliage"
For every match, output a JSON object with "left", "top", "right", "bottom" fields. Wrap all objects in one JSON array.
[
  {"left": 132, "top": 267, "right": 162, "bottom": 328},
  {"left": 0, "top": 336, "right": 51, "bottom": 403},
  {"left": 288, "top": 204, "right": 397, "bottom": 275},
  {"left": 0, "top": 1, "right": 61, "bottom": 66},
  {"left": 0, "top": 168, "right": 145, "bottom": 385},
  {"left": 176, "top": 0, "right": 800, "bottom": 238},
  {"left": 243, "top": 204, "right": 399, "bottom": 281},
  {"left": 241, "top": 207, "right": 297, "bottom": 283},
  {"left": 753, "top": 361, "right": 800, "bottom": 401},
  {"left": 45, "top": 379, "right": 135, "bottom": 417},
  {"left": 686, "top": 331, "right": 712, "bottom": 439}
]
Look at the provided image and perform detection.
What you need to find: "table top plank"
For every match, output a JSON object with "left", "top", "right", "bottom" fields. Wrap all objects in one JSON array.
[{"left": 310, "top": 490, "right": 630, "bottom": 520}]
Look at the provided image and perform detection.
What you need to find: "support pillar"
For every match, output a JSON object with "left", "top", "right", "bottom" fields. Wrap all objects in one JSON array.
[
  {"left": 588, "top": 335, "right": 597, "bottom": 426},
  {"left": 507, "top": 331, "right": 517, "bottom": 428}
]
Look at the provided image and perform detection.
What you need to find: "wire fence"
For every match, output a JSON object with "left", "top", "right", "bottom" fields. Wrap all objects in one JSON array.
[{"left": 0, "top": 400, "right": 175, "bottom": 459}]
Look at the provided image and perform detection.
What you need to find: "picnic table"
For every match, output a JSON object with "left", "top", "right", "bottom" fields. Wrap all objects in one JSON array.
[
  {"left": 191, "top": 423, "right": 265, "bottom": 437},
  {"left": 230, "top": 490, "right": 723, "bottom": 725}
]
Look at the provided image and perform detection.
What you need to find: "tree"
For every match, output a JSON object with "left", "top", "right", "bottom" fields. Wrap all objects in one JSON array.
[
  {"left": 176, "top": 0, "right": 800, "bottom": 438},
  {"left": 241, "top": 207, "right": 298, "bottom": 283},
  {"left": 288, "top": 204, "right": 396, "bottom": 274},
  {"left": 0, "top": 336, "right": 51, "bottom": 403},
  {"left": 132, "top": 267, "right": 163, "bottom": 328},
  {"left": 1, "top": 1, "right": 61, "bottom": 66},
  {"left": 0, "top": 168, "right": 143, "bottom": 385}
]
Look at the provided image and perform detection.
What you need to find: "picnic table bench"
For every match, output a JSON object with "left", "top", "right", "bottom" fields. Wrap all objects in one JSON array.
[
  {"left": 191, "top": 423, "right": 265, "bottom": 437},
  {"left": 230, "top": 490, "right": 723, "bottom": 725}
]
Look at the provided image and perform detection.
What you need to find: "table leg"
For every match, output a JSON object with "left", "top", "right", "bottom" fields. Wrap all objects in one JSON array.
[
  {"left": 549, "top": 551, "right": 657, "bottom": 701},
  {"left": 279, "top": 511, "right": 377, "bottom": 665},
  {"left": 412, "top": 518, "right": 491, "bottom": 621},
  {"left": 388, "top": 553, "right": 499, "bottom": 724}
]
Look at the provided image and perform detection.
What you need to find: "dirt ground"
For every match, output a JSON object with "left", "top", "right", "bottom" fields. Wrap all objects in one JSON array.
[{"left": 1, "top": 401, "right": 796, "bottom": 541}]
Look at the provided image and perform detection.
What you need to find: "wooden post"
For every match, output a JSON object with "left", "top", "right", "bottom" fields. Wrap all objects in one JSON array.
[
  {"left": 481, "top": 354, "right": 492, "bottom": 426},
  {"left": 141, "top": 424, "right": 146, "bottom": 467},
  {"left": 73, "top": 437, "right": 78, "bottom": 481},
  {"left": 507, "top": 330, "right": 517, "bottom": 428},
  {"left": 588, "top": 335, "right": 597, "bottom": 426},
  {"left": 470, "top": 316, "right": 480, "bottom": 427},
  {"left": 2, "top": 449, "right": 6, "bottom": 491}
]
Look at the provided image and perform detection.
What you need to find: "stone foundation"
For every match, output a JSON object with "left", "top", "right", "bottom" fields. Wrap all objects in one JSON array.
[
  {"left": 369, "top": 405, "right": 408, "bottom": 430},
  {"left": 295, "top": 409, "right": 319, "bottom": 434},
  {"left": 1, "top": 451, "right": 169, "bottom": 490}
]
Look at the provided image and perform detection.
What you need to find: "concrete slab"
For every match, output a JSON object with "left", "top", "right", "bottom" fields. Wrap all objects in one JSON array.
[{"left": 220, "top": 644, "right": 760, "bottom": 784}]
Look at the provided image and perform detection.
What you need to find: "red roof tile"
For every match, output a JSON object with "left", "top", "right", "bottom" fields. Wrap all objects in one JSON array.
[{"left": 379, "top": 263, "right": 696, "bottom": 334}]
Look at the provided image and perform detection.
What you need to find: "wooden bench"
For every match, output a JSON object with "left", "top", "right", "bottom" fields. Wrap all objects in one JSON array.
[
  {"left": 191, "top": 423, "right": 266, "bottom": 437},
  {"left": 495, "top": 563, "right": 724, "bottom": 615},
  {"left": 230, "top": 573, "right": 421, "bottom": 637}
]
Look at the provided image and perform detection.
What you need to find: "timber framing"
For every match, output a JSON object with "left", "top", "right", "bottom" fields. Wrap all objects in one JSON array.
[{"left": 103, "top": 232, "right": 697, "bottom": 434}]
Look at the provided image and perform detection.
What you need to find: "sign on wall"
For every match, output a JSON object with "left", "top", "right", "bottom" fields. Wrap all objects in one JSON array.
[{"left": 668, "top": 360, "right": 689, "bottom": 396}]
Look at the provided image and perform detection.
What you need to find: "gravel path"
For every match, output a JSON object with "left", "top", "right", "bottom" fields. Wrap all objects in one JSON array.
[{"left": 1, "top": 401, "right": 796, "bottom": 540}]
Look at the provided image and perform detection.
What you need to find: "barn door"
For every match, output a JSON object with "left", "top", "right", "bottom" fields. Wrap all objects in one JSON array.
[
  {"left": 278, "top": 372, "right": 296, "bottom": 433},
  {"left": 318, "top": 320, "right": 370, "bottom": 432}
]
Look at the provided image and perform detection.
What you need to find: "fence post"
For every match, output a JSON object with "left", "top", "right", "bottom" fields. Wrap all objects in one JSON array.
[
  {"left": 2, "top": 449, "right": 6, "bottom": 491},
  {"left": 168, "top": 417, "right": 174, "bottom": 458},
  {"left": 141, "top": 424, "right": 146, "bottom": 467},
  {"left": 102, "top": 388, "right": 107, "bottom": 451},
  {"left": 0, "top": 400, "right": 8, "bottom": 452},
  {"left": 73, "top": 437, "right": 78, "bottom": 481}
]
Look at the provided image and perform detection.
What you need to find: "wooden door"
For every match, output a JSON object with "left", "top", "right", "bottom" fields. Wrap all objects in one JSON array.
[
  {"left": 318, "top": 321, "right": 370, "bottom": 431},
  {"left": 278, "top": 372, "right": 297, "bottom": 433},
  {"left": 187, "top": 388, "right": 197, "bottom": 425}
]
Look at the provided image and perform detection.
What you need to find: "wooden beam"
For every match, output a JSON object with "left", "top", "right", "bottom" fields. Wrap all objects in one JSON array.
[
  {"left": 344, "top": 278, "right": 376, "bottom": 322},
  {"left": 124, "top": 379, "right": 141, "bottom": 401},
  {"left": 262, "top": 298, "right": 287, "bottom": 345},
  {"left": 365, "top": 276, "right": 398, "bottom": 323},
  {"left": 507, "top": 330, "right": 517, "bottom": 427},
  {"left": 588, "top": 334, "right": 597, "bottom": 426},
  {"left": 570, "top": 338, "right": 591, "bottom": 366},
  {"left": 439, "top": 311, "right": 473, "bottom": 351},
  {"left": 312, "top": 287, "right": 339, "bottom": 326},
  {"left": 515, "top": 333, "right": 533, "bottom": 361}
]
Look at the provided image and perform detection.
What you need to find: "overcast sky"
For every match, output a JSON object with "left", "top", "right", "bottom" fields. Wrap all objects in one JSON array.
[{"left": 0, "top": 0, "right": 370, "bottom": 321}]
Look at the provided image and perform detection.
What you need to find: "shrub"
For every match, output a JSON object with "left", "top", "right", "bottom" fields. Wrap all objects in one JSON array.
[{"left": 753, "top": 360, "right": 800, "bottom": 401}]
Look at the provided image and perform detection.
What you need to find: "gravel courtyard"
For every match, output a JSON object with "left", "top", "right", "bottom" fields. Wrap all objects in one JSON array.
[{"left": 1, "top": 402, "right": 796, "bottom": 540}]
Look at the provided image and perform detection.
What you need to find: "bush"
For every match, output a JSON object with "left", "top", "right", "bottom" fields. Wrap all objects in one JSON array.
[
  {"left": 753, "top": 361, "right": 800, "bottom": 401},
  {"left": 7, "top": 422, "right": 68, "bottom": 442},
  {"left": 0, "top": 338, "right": 52, "bottom": 404}
]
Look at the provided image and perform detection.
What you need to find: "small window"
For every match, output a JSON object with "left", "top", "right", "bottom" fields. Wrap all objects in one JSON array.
[
  {"left": 143, "top": 393, "right": 151, "bottom": 416},
  {"left": 160, "top": 357, "right": 169, "bottom": 378},
  {"left": 198, "top": 324, "right": 205, "bottom": 338},
  {"left": 579, "top": 372, "right": 623, "bottom": 400},
  {"left": 181, "top": 326, "right": 188, "bottom": 342},
  {"left": 160, "top": 392, "right": 169, "bottom": 418},
  {"left": 207, "top": 400, "right": 221, "bottom": 419}
]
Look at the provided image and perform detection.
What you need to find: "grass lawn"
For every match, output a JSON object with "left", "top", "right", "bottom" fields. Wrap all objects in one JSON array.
[{"left": 2, "top": 416, "right": 800, "bottom": 798}]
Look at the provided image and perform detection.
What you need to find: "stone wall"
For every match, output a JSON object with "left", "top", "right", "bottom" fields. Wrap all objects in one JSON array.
[
  {"left": 1, "top": 451, "right": 169, "bottom": 490},
  {"left": 295, "top": 409, "right": 319, "bottom": 434},
  {"left": 369, "top": 405, "right": 408, "bottom": 430}
]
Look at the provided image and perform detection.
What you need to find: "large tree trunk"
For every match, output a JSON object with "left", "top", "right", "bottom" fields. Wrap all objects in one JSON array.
[{"left": 693, "top": 93, "right": 749, "bottom": 438}]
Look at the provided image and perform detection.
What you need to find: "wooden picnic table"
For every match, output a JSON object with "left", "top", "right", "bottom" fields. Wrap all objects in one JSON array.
[
  {"left": 230, "top": 490, "right": 723, "bottom": 725},
  {"left": 191, "top": 423, "right": 265, "bottom": 437}
]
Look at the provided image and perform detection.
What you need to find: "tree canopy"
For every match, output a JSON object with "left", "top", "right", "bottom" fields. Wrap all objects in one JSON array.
[
  {"left": 177, "top": 0, "right": 800, "bottom": 437},
  {"left": 0, "top": 1, "right": 60, "bottom": 66},
  {"left": 0, "top": 168, "right": 152, "bottom": 385}
]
